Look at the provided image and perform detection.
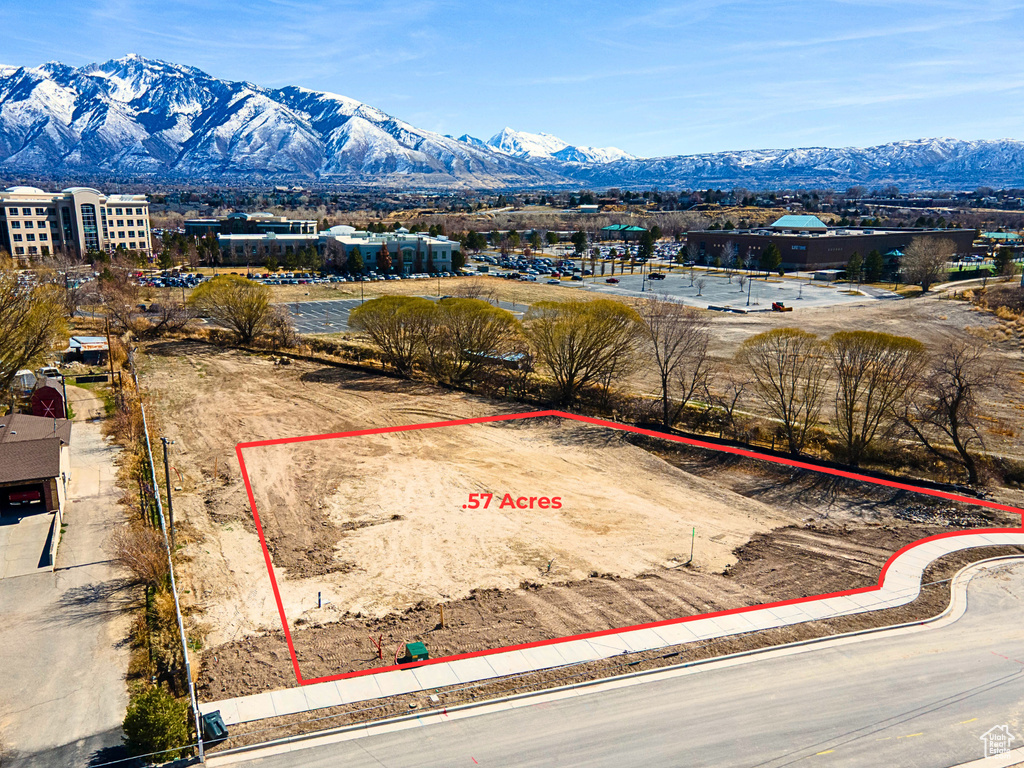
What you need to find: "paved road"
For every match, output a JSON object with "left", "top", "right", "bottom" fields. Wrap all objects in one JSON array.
[
  {"left": 230, "top": 561, "right": 1024, "bottom": 768},
  {"left": 0, "top": 408, "right": 132, "bottom": 768}
]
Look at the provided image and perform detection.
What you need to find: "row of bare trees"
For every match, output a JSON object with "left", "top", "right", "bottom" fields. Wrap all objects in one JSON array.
[{"left": 737, "top": 327, "right": 995, "bottom": 483}]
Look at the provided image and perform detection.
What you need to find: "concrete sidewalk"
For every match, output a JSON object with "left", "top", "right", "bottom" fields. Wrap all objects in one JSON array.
[{"left": 200, "top": 530, "right": 1024, "bottom": 727}]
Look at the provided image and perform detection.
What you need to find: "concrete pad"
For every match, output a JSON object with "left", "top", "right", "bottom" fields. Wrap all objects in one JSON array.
[
  {"left": 766, "top": 603, "right": 813, "bottom": 621},
  {"left": 270, "top": 686, "right": 309, "bottom": 718},
  {"left": 585, "top": 633, "right": 633, "bottom": 655},
  {"left": 301, "top": 681, "right": 345, "bottom": 711},
  {"left": 374, "top": 669, "right": 422, "bottom": 698},
  {"left": 519, "top": 643, "right": 568, "bottom": 670},
  {"left": 233, "top": 691, "right": 278, "bottom": 723},
  {"left": 706, "top": 612, "right": 761, "bottom": 636},
  {"left": 618, "top": 628, "right": 671, "bottom": 652},
  {"left": 482, "top": 649, "right": 531, "bottom": 677},
  {"left": 202, "top": 698, "right": 241, "bottom": 726},
  {"left": 411, "top": 663, "right": 461, "bottom": 690},
  {"left": 554, "top": 640, "right": 607, "bottom": 664},
  {"left": 649, "top": 621, "right": 701, "bottom": 645},
  {"left": 337, "top": 674, "right": 384, "bottom": 704},
  {"left": 448, "top": 655, "right": 498, "bottom": 684},
  {"left": 0, "top": 512, "right": 54, "bottom": 579}
]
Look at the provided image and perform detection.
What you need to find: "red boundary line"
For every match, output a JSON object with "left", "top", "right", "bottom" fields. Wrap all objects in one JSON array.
[{"left": 234, "top": 409, "right": 1024, "bottom": 687}]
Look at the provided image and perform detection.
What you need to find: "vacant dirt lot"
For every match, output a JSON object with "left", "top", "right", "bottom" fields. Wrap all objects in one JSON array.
[
  {"left": 240, "top": 417, "right": 792, "bottom": 620},
  {"left": 138, "top": 341, "right": 1019, "bottom": 702}
]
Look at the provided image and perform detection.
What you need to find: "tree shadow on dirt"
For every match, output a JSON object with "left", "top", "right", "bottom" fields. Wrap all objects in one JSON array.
[
  {"left": 299, "top": 367, "right": 428, "bottom": 395},
  {"left": 146, "top": 339, "right": 233, "bottom": 359}
]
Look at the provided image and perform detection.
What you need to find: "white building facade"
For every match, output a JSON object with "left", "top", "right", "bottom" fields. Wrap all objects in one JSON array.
[
  {"left": 0, "top": 186, "right": 152, "bottom": 262},
  {"left": 216, "top": 225, "right": 458, "bottom": 273}
]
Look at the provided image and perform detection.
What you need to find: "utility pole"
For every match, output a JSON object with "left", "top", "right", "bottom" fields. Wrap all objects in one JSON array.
[
  {"left": 160, "top": 437, "right": 176, "bottom": 550},
  {"left": 746, "top": 274, "right": 753, "bottom": 306}
]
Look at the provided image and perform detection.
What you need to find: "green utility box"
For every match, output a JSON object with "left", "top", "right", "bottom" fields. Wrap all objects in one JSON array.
[
  {"left": 403, "top": 642, "right": 429, "bottom": 663},
  {"left": 201, "top": 711, "right": 229, "bottom": 745}
]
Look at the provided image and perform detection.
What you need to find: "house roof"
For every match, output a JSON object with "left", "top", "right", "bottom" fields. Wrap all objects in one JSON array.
[
  {"left": 771, "top": 215, "right": 828, "bottom": 230},
  {"left": 0, "top": 414, "right": 71, "bottom": 484}
]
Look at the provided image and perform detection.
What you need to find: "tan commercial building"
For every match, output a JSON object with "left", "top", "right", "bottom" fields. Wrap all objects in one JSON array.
[{"left": 0, "top": 186, "right": 152, "bottom": 262}]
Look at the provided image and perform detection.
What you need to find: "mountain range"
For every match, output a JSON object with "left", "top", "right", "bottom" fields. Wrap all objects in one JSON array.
[{"left": 1, "top": 55, "right": 1022, "bottom": 190}]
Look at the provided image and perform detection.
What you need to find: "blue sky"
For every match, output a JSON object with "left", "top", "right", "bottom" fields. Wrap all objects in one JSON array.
[{"left": 2, "top": 0, "right": 1023, "bottom": 157}]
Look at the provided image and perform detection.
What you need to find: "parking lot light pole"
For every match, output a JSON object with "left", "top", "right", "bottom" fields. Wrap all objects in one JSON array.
[{"left": 160, "top": 437, "right": 176, "bottom": 550}]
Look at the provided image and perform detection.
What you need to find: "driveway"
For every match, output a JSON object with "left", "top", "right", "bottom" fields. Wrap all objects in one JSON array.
[
  {"left": 0, "top": 511, "right": 53, "bottom": 578},
  {"left": 0, "top": 406, "right": 134, "bottom": 767}
]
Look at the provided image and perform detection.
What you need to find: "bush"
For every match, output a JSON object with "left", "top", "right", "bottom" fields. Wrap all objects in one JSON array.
[
  {"left": 110, "top": 524, "right": 169, "bottom": 588},
  {"left": 122, "top": 687, "right": 189, "bottom": 761}
]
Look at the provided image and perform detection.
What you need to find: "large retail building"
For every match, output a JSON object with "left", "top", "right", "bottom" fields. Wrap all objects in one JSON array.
[{"left": 686, "top": 215, "right": 977, "bottom": 271}]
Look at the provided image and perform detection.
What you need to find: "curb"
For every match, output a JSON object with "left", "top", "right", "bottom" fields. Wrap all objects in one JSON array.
[{"left": 205, "top": 554, "right": 1024, "bottom": 765}]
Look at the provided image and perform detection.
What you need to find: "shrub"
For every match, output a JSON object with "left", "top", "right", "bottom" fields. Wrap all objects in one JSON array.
[
  {"left": 122, "top": 687, "right": 189, "bottom": 761},
  {"left": 110, "top": 524, "right": 168, "bottom": 588}
]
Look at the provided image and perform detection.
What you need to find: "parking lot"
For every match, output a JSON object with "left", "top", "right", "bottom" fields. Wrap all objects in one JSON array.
[
  {"left": 584, "top": 270, "right": 882, "bottom": 310},
  {"left": 280, "top": 299, "right": 364, "bottom": 334}
]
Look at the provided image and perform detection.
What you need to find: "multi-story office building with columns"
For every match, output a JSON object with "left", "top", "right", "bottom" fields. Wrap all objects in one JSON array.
[{"left": 0, "top": 186, "right": 152, "bottom": 262}]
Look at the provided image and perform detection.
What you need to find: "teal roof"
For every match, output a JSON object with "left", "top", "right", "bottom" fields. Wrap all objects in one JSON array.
[
  {"left": 602, "top": 224, "right": 627, "bottom": 231},
  {"left": 771, "top": 215, "right": 828, "bottom": 230},
  {"left": 623, "top": 226, "right": 647, "bottom": 232},
  {"left": 982, "top": 231, "right": 1021, "bottom": 240}
]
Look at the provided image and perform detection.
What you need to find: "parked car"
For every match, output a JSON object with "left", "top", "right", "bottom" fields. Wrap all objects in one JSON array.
[
  {"left": 648, "top": 273, "right": 666, "bottom": 280},
  {"left": 605, "top": 277, "right": 620, "bottom": 283},
  {"left": 547, "top": 279, "right": 560, "bottom": 285}
]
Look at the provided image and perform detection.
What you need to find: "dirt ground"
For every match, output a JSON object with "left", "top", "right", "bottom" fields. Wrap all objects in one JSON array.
[
  {"left": 241, "top": 417, "right": 794, "bottom": 619},
  {"left": 136, "top": 341, "right": 1021, "bottom": 703}
]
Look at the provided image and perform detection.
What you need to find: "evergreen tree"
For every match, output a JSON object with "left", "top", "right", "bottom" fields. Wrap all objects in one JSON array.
[
  {"left": 847, "top": 251, "right": 862, "bottom": 282},
  {"left": 865, "top": 249, "right": 884, "bottom": 282},
  {"left": 348, "top": 246, "right": 364, "bottom": 274},
  {"left": 759, "top": 243, "right": 782, "bottom": 276}
]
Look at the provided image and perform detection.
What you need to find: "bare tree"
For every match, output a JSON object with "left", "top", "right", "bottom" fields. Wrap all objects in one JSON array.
[
  {"left": 740, "top": 328, "right": 828, "bottom": 455},
  {"left": 349, "top": 296, "right": 433, "bottom": 375},
  {"left": 638, "top": 298, "right": 714, "bottom": 427},
  {"left": 721, "top": 241, "right": 737, "bottom": 282},
  {"left": 900, "top": 337, "right": 997, "bottom": 485},
  {"left": 524, "top": 299, "right": 644, "bottom": 405},
  {"left": 188, "top": 275, "right": 273, "bottom": 345},
  {"left": 109, "top": 524, "right": 169, "bottom": 587},
  {"left": 737, "top": 274, "right": 748, "bottom": 293},
  {"left": 708, "top": 368, "right": 748, "bottom": 436},
  {"left": 828, "top": 330, "right": 926, "bottom": 465},
  {"left": 685, "top": 241, "right": 702, "bottom": 265},
  {"left": 0, "top": 259, "right": 68, "bottom": 397},
  {"left": 695, "top": 277, "right": 707, "bottom": 296},
  {"left": 901, "top": 237, "right": 955, "bottom": 292}
]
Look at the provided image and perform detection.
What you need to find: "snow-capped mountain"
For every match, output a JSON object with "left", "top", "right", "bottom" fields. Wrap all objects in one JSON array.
[
  {"left": 571, "top": 138, "right": 1024, "bottom": 189},
  {"left": 474, "top": 127, "right": 635, "bottom": 164},
  {"left": 0, "top": 55, "right": 559, "bottom": 186},
  {"left": 0, "top": 55, "right": 1022, "bottom": 189}
]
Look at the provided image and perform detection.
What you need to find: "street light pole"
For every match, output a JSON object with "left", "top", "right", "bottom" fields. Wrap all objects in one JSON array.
[{"left": 160, "top": 437, "right": 175, "bottom": 550}]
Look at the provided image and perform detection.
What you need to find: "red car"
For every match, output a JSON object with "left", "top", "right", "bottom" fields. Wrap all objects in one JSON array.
[{"left": 605, "top": 277, "right": 620, "bottom": 284}]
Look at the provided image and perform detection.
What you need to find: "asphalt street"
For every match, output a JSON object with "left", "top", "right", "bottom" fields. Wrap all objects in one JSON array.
[{"left": 228, "top": 561, "right": 1024, "bottom": 768}]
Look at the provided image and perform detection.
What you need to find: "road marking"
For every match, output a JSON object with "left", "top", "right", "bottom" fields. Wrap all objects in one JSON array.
[
  {"left": 815, "top": 749, "right": 835, "bottom": 755},
  {"left": 898, "top": 733, "right": 924, "bottom": 739},
  {"left": 961, "top": 718, "right": 978, "bottom": 724}
]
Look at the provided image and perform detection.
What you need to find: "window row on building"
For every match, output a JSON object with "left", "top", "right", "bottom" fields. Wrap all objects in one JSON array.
[{"left": 0, "top": 186, "right": 152, "bottom": 262}]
